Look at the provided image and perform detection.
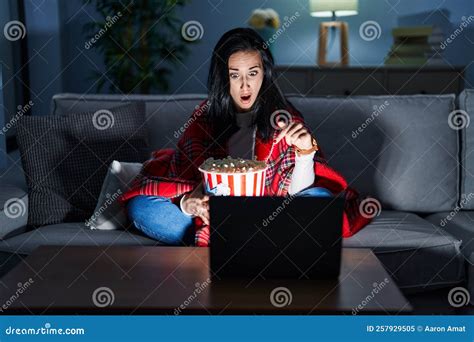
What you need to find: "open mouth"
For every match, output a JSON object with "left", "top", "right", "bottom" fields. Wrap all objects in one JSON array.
[{"left": 240, "top": 94, "right": 252, "bottom": 104}]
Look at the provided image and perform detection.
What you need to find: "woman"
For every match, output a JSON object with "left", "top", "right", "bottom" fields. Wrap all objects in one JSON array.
[{"left": 119, "top": 28, "right": 372, "bottom": 247}]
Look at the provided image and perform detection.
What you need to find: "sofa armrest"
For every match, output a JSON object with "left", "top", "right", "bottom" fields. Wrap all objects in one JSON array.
[
  {"left": 468, "top": 252, "right": 474, "bottom": 305},
  {"left": 0, "top": 184, "right": 28, "bottom": 239}
]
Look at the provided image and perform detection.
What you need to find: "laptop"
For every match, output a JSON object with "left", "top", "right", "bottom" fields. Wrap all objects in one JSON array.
[{"left": 209, "top": 195, "right": 345, "bottom": 280}]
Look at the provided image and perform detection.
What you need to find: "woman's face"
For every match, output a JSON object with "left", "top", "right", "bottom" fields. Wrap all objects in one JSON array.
[{"left": 228, "top": 50, "right": 264, "bottom": 112}]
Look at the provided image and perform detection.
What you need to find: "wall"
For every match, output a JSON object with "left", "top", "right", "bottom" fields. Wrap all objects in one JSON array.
[
  {"left": 20, "top": 0, "right": 474, "bottom": 99},
  {"left": 0, "top": 0, "right": 13, "bottom": 167},
  {"left": 0, "top": 0, "right": 16, "bottom": 136},
  {"left": 0, "top": 68, "right": 5, "bottom": 170},
  {"left": 59, "top": 0, "right": 104, "bottom": 96},
  {"left": 172, "top": 0, "right": 473, "bottom": 93},
  {"left": 24, "top": 0, "right": 63, "bottom": 116}
]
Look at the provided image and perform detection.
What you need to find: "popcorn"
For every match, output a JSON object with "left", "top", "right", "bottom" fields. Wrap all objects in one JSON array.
[{"left": 199, "top": 156, "right": 267, "bottom": 173}]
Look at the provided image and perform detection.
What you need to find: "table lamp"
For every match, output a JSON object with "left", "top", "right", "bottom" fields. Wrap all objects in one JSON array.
[{"left": 309, "top": 0, "right": 358, "bottom": 66}]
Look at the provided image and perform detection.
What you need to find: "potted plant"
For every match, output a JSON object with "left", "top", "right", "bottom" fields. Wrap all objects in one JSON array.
[{"left": 83, "top": 0, "right": 192, "bottom": 93}]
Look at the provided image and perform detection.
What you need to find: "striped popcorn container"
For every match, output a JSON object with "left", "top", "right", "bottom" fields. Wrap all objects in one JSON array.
[{"left": 198, "top": 167, "right": 268, "bottom": 196}]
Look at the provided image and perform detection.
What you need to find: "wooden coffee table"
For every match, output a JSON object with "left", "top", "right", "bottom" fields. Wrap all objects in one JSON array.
[{"left": 0, "top": 246, "right": 411, "bottom": 314}]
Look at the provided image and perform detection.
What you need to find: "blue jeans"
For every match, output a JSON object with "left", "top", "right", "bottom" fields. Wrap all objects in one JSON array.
[
  {"left": 127, "top": 195, "right": 195, "bottom": 245},
  {"left": 293, "top": 186, "right": 333, "bottom": 198},
  {"left": 127, "top": 187, "right": 332, "bottom": 245}
]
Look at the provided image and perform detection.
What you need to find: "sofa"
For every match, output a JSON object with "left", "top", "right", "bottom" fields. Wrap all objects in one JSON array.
[{"left": 0, "top": 91, "right": 473, "bottom": 304}]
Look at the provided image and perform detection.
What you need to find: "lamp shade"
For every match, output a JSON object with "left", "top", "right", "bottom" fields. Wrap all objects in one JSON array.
[{"left": 309, "top": 0, "right": 358, "bottom": 17}]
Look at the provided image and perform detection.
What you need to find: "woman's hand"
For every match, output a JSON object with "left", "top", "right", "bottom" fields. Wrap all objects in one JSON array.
[
  {"left": 181, "top": 183, "right": 210, "bottom": 225},
  {"left": 274, "top": 120, "right": 313, "bottom": 150}
]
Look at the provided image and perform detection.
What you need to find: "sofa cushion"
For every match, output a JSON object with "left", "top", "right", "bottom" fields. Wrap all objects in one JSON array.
[
  {"left": 343, "top": 210, "right": 465, "bottom": 291},
  {"left": 50, "top": 93, "right": 459, "bottom": 213},
  {"left": 424, "top": 211, "right": 474, "bottom": 304},
  {"left": 424, "top": 211, "right": 474, "bottom": 265},
  {"left": 458, "top": 89, "right": 474, "bottom": 209},
  {"left": 287, "top": 95, "right": 458, "bottom": 213},
  {"left": 16, "top": 102, "right": 149, "bottom": 227},
  {"left": 51, "top": 93, "right": 207, "bottom": 151},
  {"left": 0, "top": 222, "right": 161, "bottom": 255},
  {"left": 0, "top": 185, "right": 28, "bottom": 239},
  {"left": 470, "top": 252, "right": 474, "bottom": 305}
]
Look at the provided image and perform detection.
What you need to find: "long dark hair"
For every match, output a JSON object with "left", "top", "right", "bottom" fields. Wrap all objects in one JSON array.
[{"left": 207, "top": 28, "right": 292, "bottom": 143}]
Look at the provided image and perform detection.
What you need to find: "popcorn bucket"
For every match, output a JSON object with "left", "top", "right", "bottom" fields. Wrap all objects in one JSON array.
[{"left": 198, "top": 167, "right": 268, "bottom": 196}]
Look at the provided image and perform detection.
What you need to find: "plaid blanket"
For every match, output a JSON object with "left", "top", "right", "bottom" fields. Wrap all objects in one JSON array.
[{"left": 119, "top": 101, "right": 373, "bottom": 246}]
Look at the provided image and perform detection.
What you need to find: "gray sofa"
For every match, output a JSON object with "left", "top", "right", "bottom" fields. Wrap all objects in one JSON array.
[{"left": 1, "top": 91, "right": 473, "bottom": 303}]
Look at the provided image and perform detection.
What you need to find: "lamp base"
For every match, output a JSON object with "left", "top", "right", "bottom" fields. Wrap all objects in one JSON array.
[{"left": 317, "top": 21, "right": 349, "bottom": 67}]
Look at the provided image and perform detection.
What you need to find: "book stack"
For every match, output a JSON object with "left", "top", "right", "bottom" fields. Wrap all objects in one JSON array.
[
  {"left": 384, "top": 25, "right": 445, "bottom": 66},
  {"left": 426, "top": 26, "right": 445, "bottom": 65}
]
